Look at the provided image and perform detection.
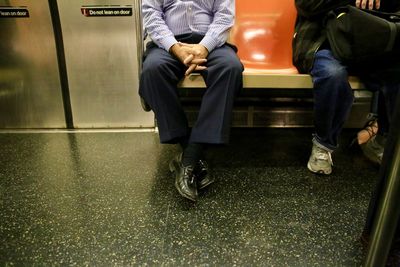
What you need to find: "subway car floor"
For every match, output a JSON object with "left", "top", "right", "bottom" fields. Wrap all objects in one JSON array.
[{"left": 0, "top": 128, "right": 379, "bottom": 266}]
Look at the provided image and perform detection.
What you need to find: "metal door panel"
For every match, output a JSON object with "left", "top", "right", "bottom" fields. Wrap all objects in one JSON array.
[
  {"left": 0, "top": 0, "right": 66, "bottom": 128},
  {"left": 57, "top": 0, "right": 154, "bottom": 128}
]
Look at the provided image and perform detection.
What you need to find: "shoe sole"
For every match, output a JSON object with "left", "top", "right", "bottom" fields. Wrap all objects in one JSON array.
[
  {"left": 169, "top": 160, "right": 197, "bottom": 202},
  {"left": 198, "top": 179, "right": 215, "bottom": 190},
  {"left": 307, "top": 162, "right": 332, "bottom": 175},
  {"left": 174, "top": 181, "right": 197, "bottom": 202}
]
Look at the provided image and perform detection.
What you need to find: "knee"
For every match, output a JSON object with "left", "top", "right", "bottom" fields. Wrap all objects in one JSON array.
[
  {"left": 224, "top": 58, "right": 244, "bottom": 75},
  {"left": 140, "top": 47, "right": 180, "bottom": 80},
  {"left": 314, "top": 64, "right": 348, "bottom": 83},
  {"left": 141, "top": 60, "right": 161, "bottom": 78}
]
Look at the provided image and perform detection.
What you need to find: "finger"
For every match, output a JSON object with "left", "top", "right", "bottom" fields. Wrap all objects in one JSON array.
[
  {"left": 190, "top": 58, "right": 207, "bottom": 64},
  {"left": 369, "top": 0, "right": 374, "bottom": 9},
  {"left": 356, "top": 0, "right": 361, "bottom": 8},
  {"left": 361, "top": 0, "right": 367, "bottom": 9},
  {"left": 375, "top": 0, "right": 380, "bottom": 9},
  {"left": 185, "top": 64, "right": 197, "bottom": 76},
  {"left": 195, "top": 66, "right": 207, "bottom": 71},
  {"left": 183, "top": 54, "right": 194, "bottom": 65}
]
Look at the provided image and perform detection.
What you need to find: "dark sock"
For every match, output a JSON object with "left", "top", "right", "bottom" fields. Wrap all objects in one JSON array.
[
  {"left": 182, "top": 143, "right": 204, "bottom": 167},
  {"left": 177, "top": 136, "right": 189, "bottom": 150}
]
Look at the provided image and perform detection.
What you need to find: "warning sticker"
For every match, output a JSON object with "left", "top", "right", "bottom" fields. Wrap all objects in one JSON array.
[
  {"left": 81, "top": 6, "right": 132, "bottom": 17},
  {"left": 0, "top": 8, "right": 29, "bottom": 18}
]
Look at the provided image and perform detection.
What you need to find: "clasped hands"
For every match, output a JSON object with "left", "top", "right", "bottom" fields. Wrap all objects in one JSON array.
[
  {"left": 356, "top": 0, "right": 380, "bottom": 10},
  {"left": 170, "top": 43, "right": 209, "bottom": 76}
]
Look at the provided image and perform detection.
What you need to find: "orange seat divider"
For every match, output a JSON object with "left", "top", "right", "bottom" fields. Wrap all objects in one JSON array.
[{"left": 231, "top": 0, "right": 298, "bottom": 74}]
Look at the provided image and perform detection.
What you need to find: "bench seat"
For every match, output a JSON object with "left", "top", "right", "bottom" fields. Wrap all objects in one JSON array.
[{"left": 179, "top": 72, "right": 365, "bottom": 90}]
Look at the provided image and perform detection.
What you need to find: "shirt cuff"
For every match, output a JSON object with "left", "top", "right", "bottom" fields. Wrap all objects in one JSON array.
[
  {"left": 199, "top": 35, "right": 219, "bottom": 53},
  {"left": 160, "top": 36, "right": 178, "bottom": 52}
]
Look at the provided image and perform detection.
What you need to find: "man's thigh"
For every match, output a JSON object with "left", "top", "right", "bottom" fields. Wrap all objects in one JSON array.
[
  {"left": 205, "top": 44, "right": 243, "bottom": 70},
  {"left": 142, "top": 44, "right": 185, "bottom": 77}
]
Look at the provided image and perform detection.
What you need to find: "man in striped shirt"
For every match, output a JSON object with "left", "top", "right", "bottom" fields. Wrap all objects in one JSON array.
[{"left": 139, "top": 0, "right": 243, "bottom": 202}]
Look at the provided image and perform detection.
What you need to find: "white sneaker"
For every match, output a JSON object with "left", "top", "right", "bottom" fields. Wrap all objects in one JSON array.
[{"left": 307, "top": 144, "right": 333, "bottom": 175}]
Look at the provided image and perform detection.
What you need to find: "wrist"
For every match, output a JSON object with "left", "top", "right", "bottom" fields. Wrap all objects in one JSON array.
[{"left": 169, "top": 43, "right": 179, "bottom": 56}]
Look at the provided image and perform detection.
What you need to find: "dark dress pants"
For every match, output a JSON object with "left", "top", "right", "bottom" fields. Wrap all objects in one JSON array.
[{"left": 139, "top": 38, "right": 243, "bottom": 144}]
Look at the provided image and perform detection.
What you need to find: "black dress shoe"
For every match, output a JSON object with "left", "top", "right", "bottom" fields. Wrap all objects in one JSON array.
[
  {"left": 169, "top": 153, "right": 198, "bottom": 201},
  {"left": 195, "top": 159, "right": 215, "bottom": 190}
]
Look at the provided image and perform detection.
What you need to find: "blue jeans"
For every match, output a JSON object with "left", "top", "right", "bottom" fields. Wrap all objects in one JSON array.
[
  {"left": 311, "top": 49, "right": 400, "bottom": 151},
  {"left": 310, "top": 49, "right": 354, "bottom": 151}
]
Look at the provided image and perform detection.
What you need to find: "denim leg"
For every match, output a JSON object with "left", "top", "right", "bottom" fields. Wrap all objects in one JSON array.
[{"left": 310, "top": 49, "right": 354, "bottom": 151}]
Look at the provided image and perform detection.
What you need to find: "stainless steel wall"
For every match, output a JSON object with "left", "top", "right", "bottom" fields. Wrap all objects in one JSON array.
[
  {"left": 57, "top": 0, "right": 154, "bottom": 128},
  {"left": 0, "top": 0, "right": 66, "bottom": 128}
]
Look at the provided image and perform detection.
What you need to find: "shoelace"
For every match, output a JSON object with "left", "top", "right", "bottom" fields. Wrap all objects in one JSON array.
[
  {"left": 315, "top": 149, "right": 333, "bottom": 166},
  {"left": 183, "top": 167, "right": 195, "bottom": 185}
]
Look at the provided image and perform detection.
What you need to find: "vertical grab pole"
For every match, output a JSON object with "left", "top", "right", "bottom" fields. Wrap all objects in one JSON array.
[
  {"left": 363, "top": 92, "right": 400, "bottom": 266},
  {"left": 48, "top": 0, "right": 74, "bottom": 129}
]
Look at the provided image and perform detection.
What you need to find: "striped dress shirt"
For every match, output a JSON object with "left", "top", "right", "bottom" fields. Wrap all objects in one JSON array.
[{"left": 142, "top": 0, "right": 235, "bottom": 52}]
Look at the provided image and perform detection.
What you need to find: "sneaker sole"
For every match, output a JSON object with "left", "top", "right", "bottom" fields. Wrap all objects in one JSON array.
[{"left": 307, "top": 162, "right": 332, "bottom": 175}]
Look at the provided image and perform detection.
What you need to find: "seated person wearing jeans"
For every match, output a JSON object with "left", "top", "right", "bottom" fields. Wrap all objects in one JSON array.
[
  {"left": 139, "top": 0, "right": 243, "bottom": 201},
  {"left": 293, "top": 0, "right": 400, "bottom": 175}
]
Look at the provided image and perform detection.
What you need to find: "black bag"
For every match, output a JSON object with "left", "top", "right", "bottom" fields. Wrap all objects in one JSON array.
[{"left": 325, "top": 5, "right": 400, "bottom": 66}]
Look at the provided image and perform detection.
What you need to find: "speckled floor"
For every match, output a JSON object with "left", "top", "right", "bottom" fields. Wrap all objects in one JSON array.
[{"left": 0, "top": 128, "right": 378, "bottom": 266}]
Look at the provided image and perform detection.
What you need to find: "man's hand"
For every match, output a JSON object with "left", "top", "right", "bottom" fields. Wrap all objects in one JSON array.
[
  {"left": 170, "top": 43, "right": 208, "bottom": 76},
  {"left": 182, "top": 44, "right": 209, "bottom": 75},
  {"left": 180, "top": 43, "right": 209, "bottom": 60},
  {"left": 356, "top": 0, "right": 380, "bottom": 10}
]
